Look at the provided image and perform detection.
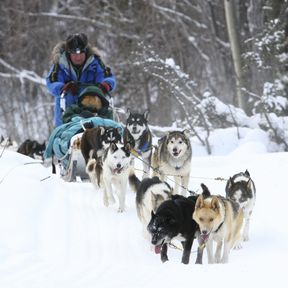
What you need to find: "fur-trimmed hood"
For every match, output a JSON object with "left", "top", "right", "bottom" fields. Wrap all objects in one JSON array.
[{"left": 49, "top": 41, "right": 101, "bottom": 65}]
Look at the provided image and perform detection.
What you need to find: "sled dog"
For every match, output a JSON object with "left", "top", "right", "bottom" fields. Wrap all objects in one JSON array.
[
  {"left": 225, "top": 169, "right": 256, "bottom": 241},
  {"left": 81, "top": 126, "right": 122, "bottom": 164},
  {"left": 123, "top": 109, "right": 152, "bottom": 178},
  {"left": 152, "top": 130, "right": 192, "bottom": 195},
  {"left": 147, "top": 194, "right": 201, "bottom": 264},
  {"left": 86, "top": 143, "right": 131, "bottom": 212},
  {"left": 17, "top": 139, "right": 46, "bottom": 160},
  {"left": 193, "top": 184, "right": 244, "bottom": 264},
  {"left": 129, "top": 171, "right": 173, "bottom": 239}
]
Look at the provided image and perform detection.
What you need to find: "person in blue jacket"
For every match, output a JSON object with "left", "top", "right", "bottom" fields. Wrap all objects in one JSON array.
[{"left": 46, "top": 33, "right": 116, "bottom": 126}]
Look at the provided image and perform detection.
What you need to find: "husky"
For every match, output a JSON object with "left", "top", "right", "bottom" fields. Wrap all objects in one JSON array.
[
  {"left": 123, "top": 109, "right": 152, "bottom": 178},
  {"left": 129, "top": 171, "right": 173, "bottom": 240},
  {"left": 86, "top": 143, "right": 131, "bottom": 212},
  {"left": 225, "top": 169, "right": 256, "bottom": 241},
  {"left": 17, "top": 139, "right": 46, "bottom": 160},
  {"left": 152, "top": 130, "right": 192, "bottom": 195},
  {"left": 81, "top": 126, "right": 122, "bottom": 164},
  {"left": 147, "top": 194, "right": 202, "bottom": 264},
  {"left": 193, "top": 184, "right": 244, "bottom": 264}
]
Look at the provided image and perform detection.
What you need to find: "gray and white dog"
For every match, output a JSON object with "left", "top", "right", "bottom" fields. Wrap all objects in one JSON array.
[
  {"left": 152, "top": 130, "right": 192, "bottom": 196},
  {"left": 225, "top": 169, "right": 256, "bottom": 241}
]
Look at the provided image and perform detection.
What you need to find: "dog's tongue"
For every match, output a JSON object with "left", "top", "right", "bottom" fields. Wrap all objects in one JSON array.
[
  {"left": 154, "top": 245, "right": 161, "bottom": 254},
  {"left": 201, "top": 233, "right": 210, "bottom": 242},
  {"left": 173, "top": 150, "right": 181, "bottom": 157},
  {"left": 113, "top": 167, "right": 123, "bottom": 174}
]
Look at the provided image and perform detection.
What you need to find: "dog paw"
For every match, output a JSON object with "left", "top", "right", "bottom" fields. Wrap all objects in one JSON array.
[
  {"left": 243, "top": 235, "right": 249, "bottom": 242},
  {"left": 117, "top": 207, "right": 125, "bottom": 213},
  {"left": 103, "top": 196, "right": 109, "bottom": 207},
  {"left": 234, "top": 243, "right": 243, "bottom": 250},
  {"left": 215, "top": 257, "right": 221, "bottom": 264},
  {"left": 161, "top": 255, "right": 168, "bottom": 263}
]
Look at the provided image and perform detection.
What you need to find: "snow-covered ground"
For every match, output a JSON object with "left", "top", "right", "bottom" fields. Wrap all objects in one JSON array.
[{"left": 0, "top": 127, "right": 287, "bottom": 288}]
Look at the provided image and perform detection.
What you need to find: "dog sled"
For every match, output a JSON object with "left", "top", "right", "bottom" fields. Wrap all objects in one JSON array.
[{"left": 44, "top": 84, "right": 123, "bottom": 182}]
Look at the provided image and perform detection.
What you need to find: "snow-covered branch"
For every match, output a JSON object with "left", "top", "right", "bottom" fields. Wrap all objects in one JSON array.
[{"left": 0, "top": 58, "right": 45, "bottom": 86}]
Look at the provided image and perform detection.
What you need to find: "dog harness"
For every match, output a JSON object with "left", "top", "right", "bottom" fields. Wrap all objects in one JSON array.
[{"left": 130, "top": 132, "right": 151, "bottom": 156}]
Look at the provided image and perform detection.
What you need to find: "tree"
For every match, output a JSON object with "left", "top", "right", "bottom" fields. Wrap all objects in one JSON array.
[{"left": 224, "top": 0, "right": 245, "bottom": 110}]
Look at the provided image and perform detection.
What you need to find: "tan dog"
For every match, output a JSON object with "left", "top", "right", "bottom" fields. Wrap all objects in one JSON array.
[{"left": 193, "top": 184, "right": 244, "bottom": 264}]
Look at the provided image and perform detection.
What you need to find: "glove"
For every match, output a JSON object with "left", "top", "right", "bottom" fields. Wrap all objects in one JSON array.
[
  {"left": 62, "top": 81, "right": 78, "bottom": 95},
  {"left": 98, "top": 82, "right": 111, "bottom": 94}
]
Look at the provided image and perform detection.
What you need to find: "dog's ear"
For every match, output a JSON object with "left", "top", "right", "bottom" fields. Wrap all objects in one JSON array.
[
  {"left": 144, "top": 109, "right": 150, "bottom": 121},
  {"left": 110, "top": 142, "right": 117, "bottom": 152},
  {"left": 123, "top": 143, "right": 131, "bottom": 156},
  {"left": 244, "top": 169, "right": 250, "bottom": 177},
  {"left": 182, "top": 129, "right": 190, "bottom": 138},
  {"left": 226, "top": 177, "right": 233, "bottom": 191},
  {"left": 201, "top": 183, "right": 211, "bottom": 197},
  {"left": 151, "top": 210, "right": 155, "bottom": 219},
  {"left": 158, "top": 135, "right": 167, "bottom": 145},
  {"left": 99, "top": 126, "right": 106, "bottom": 135},
  {"left": 211, "top": 196, "right": 220, "bottom": 211},
  {"left": 246, "top": 178, "right": 254, "bottom": 191},
  {"left": 195, "top": 195, "right": 204, "bottom": 209}
]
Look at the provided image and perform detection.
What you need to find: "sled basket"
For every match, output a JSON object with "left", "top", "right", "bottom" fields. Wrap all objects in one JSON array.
[{"left": 45, "top": 116, "right": 124, "bottom": 182}]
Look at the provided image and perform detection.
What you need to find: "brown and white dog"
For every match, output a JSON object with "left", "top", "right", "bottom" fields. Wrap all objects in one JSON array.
[
  {"left": 193, "top": 184, "right": 244, "bottom": 264},
  {"left": 81, "top": 126, "right": 122, "bottom": 164}
]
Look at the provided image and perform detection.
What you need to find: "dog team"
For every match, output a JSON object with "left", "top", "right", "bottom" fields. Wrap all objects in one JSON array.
[{"left": 79, "top": 109, "right": 256, "bottom": 265}]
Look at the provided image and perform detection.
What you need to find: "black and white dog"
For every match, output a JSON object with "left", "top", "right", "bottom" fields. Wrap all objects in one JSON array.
[
  {"left": 123, "top": 109, "right": 152, "bottom": 178},
  {"left": 81, "top": 126, "right": 122, "bottom": 164},
  {"left": 129, "top": 171, "right": 173, "bottom": 240},
  {"left": 225, "top": 169, "right": 256, "bottom": 241},
  {"left": 17, "top": 139, "right": 46, "bottom": 160},
  {"left": 147, "top": 194, "right": 202, "bottom": 264}
]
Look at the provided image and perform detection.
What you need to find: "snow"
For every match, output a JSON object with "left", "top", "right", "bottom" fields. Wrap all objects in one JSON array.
[{"left": 0, "top": 127, "right": 287, "bottom": 288}]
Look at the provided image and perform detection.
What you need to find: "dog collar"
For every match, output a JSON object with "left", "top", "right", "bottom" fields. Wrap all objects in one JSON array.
[
  {"left": 214, "top": 221, "right": 224, "bottom": 233},
  {"left": 130, "top": 136, "right": 151, "bottom": 156},
  {"left": 214, "top": 201, "right": 226, "bottom": 233}
]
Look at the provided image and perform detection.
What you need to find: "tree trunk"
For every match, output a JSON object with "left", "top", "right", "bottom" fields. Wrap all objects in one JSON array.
[{"left": 224, "top": 0, "right": 245, "bottom": 111}]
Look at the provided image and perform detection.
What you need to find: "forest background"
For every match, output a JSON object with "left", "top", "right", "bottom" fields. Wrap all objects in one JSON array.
[{"left": 0, "top": 0, "right": 287, "bottom": 152}]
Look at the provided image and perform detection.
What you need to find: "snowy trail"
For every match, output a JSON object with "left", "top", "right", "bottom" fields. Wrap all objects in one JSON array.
[{"left": 0, "top": 146, "right": 288, "bottom": 287}]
